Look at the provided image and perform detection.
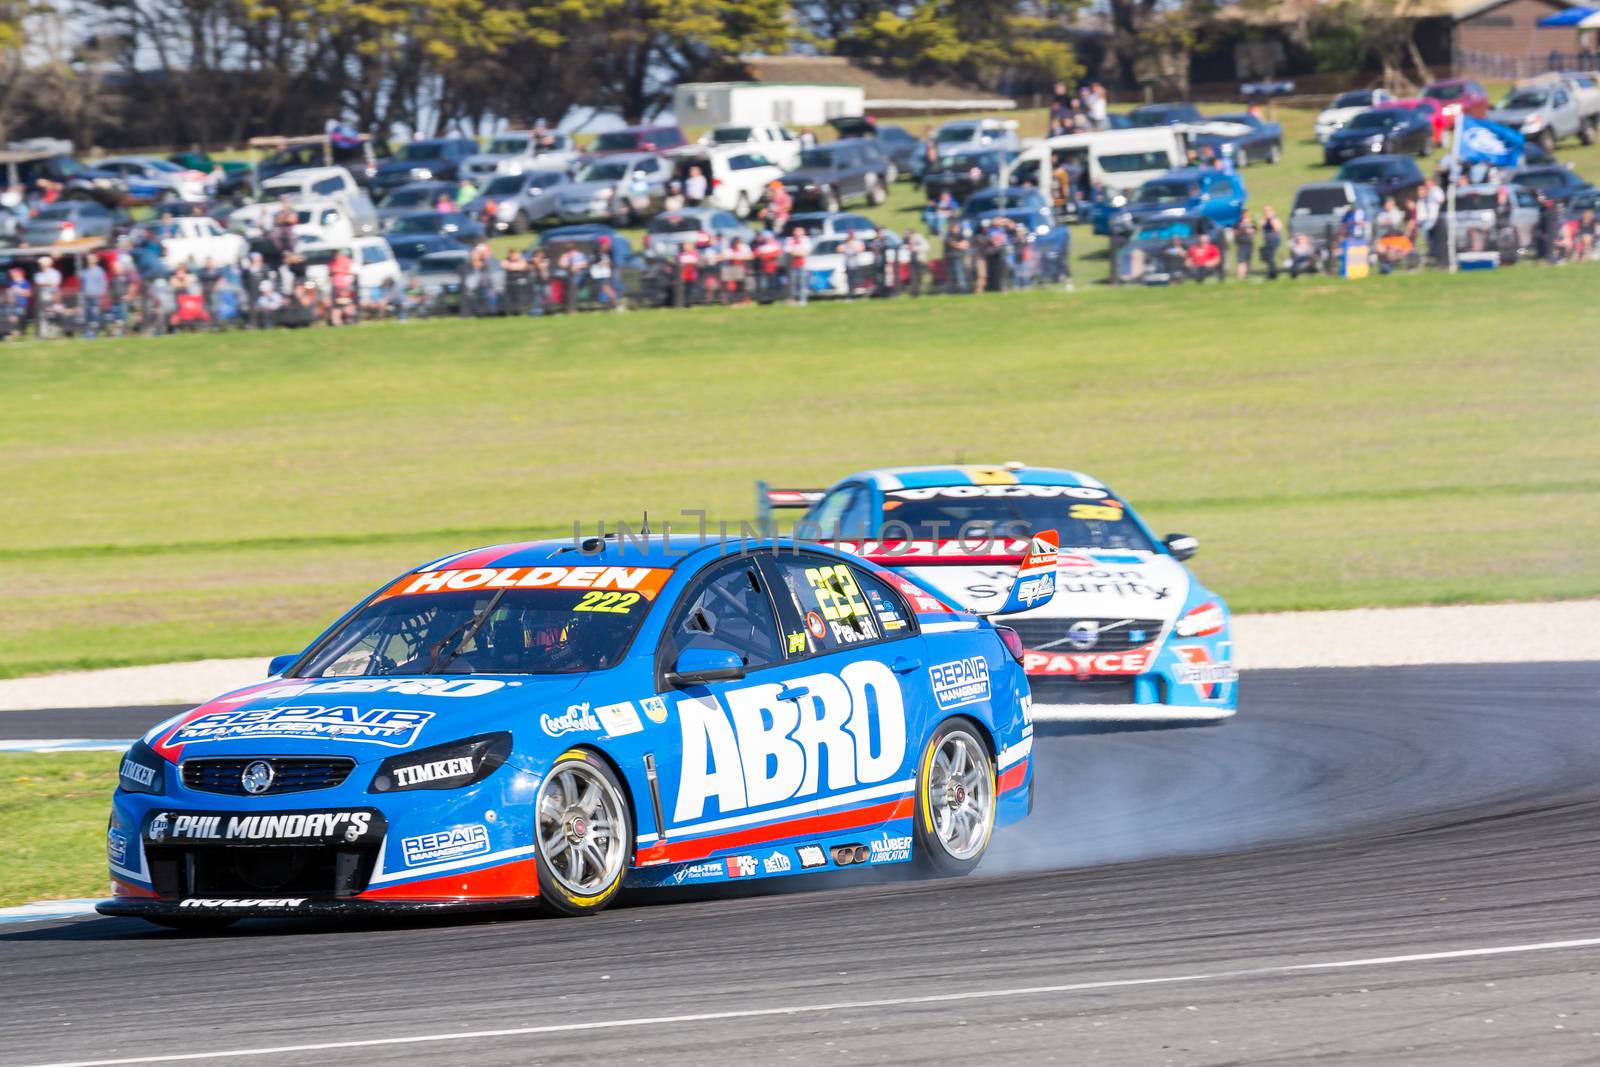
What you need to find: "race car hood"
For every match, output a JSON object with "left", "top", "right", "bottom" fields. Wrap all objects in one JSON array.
[
  {"left": 143, "top": 674, "right": 585, "bottom": 764},
  {"left": 894, "top": 549, "right": 1193, "bottom": 623}
]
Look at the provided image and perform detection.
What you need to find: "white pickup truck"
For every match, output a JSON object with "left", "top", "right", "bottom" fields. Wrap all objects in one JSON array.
[
  {"left": 159, "top": 215, "right": 249, "bottom": 269},
  {"left": 698, "top": 123, "right": 801, "bottom": 171}
]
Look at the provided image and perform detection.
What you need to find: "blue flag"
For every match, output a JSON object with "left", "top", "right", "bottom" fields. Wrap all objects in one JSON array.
[{"left": 1457, "top": 116, "right": 1524, "bottom": 168}]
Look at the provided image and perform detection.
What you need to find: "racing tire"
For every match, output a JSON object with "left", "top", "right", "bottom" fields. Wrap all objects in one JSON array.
[
  {"left": 735, "top": 192, "right": 752, "bottom": 218},
  {"left": 144, "top": 916, "right": 238, "bottom": 935},
  {"left": 510, "top": 211, "right": 530, "bottom": 236},
  {"left": 534, "top": 748, "right": 632, "bottom": 917},
  {"left": 912, "top": 719, "right": 996, "bottom": 878},
  {"left": 866, "top": 174, "right": 887, "bottom": 206}
]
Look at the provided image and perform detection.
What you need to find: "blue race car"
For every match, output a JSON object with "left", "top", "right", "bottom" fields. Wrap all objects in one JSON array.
[
  {"left": 760, "top": 463, "right": 1237, "bottom": 723},
  {"left": 99, "top": 533, "right": 1046, "bottom": 929}
]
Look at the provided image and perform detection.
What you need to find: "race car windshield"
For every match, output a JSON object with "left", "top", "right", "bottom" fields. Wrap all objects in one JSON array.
[
  {"left": 878, "top": 490, "right": 1157, "bottom": 552},
  {"left": 295, "top": 588, "right": 652, "bottom": 678}
]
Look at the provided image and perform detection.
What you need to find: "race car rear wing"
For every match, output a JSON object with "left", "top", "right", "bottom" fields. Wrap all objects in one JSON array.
[
  {"left": 755, "top": 481, "right": 825, "bottom": 535},
  {"left": 982, "top": 529, "right": 1058, "bottom": 616}
]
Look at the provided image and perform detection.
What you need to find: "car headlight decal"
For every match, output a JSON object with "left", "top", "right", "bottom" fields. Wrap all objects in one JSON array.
[
  {"left": 1175, "top": 600, "right": 1225, "bottom": 638},
  {"left": 368, "top": 732, "right": 511, "bottom": 793},
  {"left": 118, "top": 740, "right": 166, "bottom": 795}
]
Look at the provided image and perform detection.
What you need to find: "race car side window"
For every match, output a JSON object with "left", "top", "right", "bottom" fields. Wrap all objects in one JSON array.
[
  {"left": 763, "top": 554, "right": 916, "bottom": 658},
  {"left": 806, "top": 483, "right": 871, "bottom": 540},
  {"left": 658, "top": 558, "right": 784, "bottom": 675}
]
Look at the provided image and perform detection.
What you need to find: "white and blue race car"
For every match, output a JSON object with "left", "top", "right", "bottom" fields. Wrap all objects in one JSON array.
[{"left": 761, "top": 463, "right": 1237, "bottom": 722}]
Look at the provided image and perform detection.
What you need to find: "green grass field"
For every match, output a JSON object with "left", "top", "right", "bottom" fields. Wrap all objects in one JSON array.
[
  {"left": 0, "top": 752, "right": 117, "bottom": 906},
  {"left": 2, "top": 260, "right": 1597, "bottom": 678}
]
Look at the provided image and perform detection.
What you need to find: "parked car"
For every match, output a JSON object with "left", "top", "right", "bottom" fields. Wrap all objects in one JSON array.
[
  {"left": 229, "top": 167, "right": 379, "bottom": 238},
  {"left": 699, "top": 123, "right": 801, "bottom": 171},
  {"left": 169, "top": 150, "right": 254, "bottom": 197},
  {"left": 1110, "top": 167, "right": 1247, "bottom": 233},
  {"left": 802, "top": 231, "right": 905, "bottom": 298},
  {"left": 1556, "top": 71, "right": 1600, "bottom": 141},
  {"left": 1504, "top": 164, "right": 1594, "bottom": 206},
  {"left": 231, "top": 192, "right": 378, "bottom": 244},
  {"left": 156, "top": 214, "right": 249, "bottom": 269},
  {"left": 371, "top": 138, "right": 478, "bottom": 195},
  {"left": 1451, "top": 183, "right": 1540, "bottom": 258},
  {"left": 468, "top": 169, "right": 572, "bottom": 233},
  {"left": 1422, "top": 77, "right": 1490, "bottom": 120},
  {"left": 826, "top": 116, "right": 921, "bottom": 181},
  {"left": 1315, "top": 88, "right": 1396, "bottom": 144},
  {"left": 1378, "top": 98, "right": 1448, "bottom": 145},
  {"left": 377, "top": 181, "right": 457, "bottom": 230},
  {"left": 783, "top": 211, "right": 881, "bottom": 239},
  {"left": 409, "top": 248, "right": 503, "bottom": 313},
  {"left": 1334, "top": 154, "right": 1425, "bottom": 204},
  {"left": 537, "top": 224, "right": 650, "bottom": 308},
  {"left": 257, "top": 138, "right": 389, "bottom": 190},
  {"left": 386, "top": 233, "right": 465, "bottom": 272},
  {"left": 1488, "top": 82, "right": 1586, "bottom": 151},
  {"left": 778, "top": 139, "right": 892, "bottom": 211},
  {"left": 1127, "top": 103, "right": 1204, "bottom": 127},
  {"left": 957, "top": 186, "right": 1055, "bottom": 237},
  {"left": 1323, "top": 108, "right": 1433, "bottom": 163},
  {"left": 19, "top": 200, "right": 117, "bottom": 246},
  {"left": 1185, "top": 112, "right": 1283, "bottom": 167},
  {"left": 1288, "top": 180, "right": 1383, "bottom": 244},
  {"left": 299, "top": 236, "right": 405, "bottom": 294},
  {"left": 927, "top": 118, "right": 1021, "bottom": 162},
  {"left": 461, "top": 130, "right": 579, "bottom": 182},
  {"left": 95, "top": 156, "right": 212, "bottom": 202},
  {"left": 389, "top": 209, "right": 485, "bottom": 242},
  {"left": 643, "top": 207, "right": 753, "bottom": 258},
  {"left": 667, "top": 144, "right": 786, "bottom": 218},
  {"left": 922, "top": 149, "right": 1019, "bottom": 204},
  {"left": 557, "top": 153, "right": 673, "bottom": 225},
  {"left": 590, "top": 125, "right": 686, "bottom": 154}
]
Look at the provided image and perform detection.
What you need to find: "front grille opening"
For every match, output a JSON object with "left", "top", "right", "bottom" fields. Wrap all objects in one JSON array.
[
  {"left": 181, "top": 757, "right": 356, "bottom": 796},
  {"left": 147, "top": 845, "right": 378, "bottom": 899}
]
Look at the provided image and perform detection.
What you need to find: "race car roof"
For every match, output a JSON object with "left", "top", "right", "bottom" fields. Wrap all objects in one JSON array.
[
  {"left": 851, "top": 464, "right": 1107, "bottom": 491},
  {"left": 414, "top": 535, "right": 708, "bottom": 574}
]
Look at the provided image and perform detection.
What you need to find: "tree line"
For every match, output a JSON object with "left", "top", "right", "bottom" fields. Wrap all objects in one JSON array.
[{"left": 0, "top": 0, "right": 1089, "bottom": 148}]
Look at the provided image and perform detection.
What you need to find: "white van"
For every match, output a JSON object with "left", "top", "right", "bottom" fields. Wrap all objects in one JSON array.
[
  {"left": 228, "top": 166, "right": 380, "bottom": 237},
  {"left": 1006, "top": 127, "right": 1186, "bottom": 199}
]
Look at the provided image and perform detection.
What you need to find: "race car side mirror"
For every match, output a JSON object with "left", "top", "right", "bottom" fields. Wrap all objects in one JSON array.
[
  {"left": 267, "top": 653, "right": 297, "bottom": 677},
  {"left": 1164, "top": 533, "right": 1199, "bottom": 561},
  {"left": 665, "top": 648, "right": 745, "bottom": 688}
]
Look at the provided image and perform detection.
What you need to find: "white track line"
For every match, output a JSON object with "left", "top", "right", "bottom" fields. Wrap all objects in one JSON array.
[{"left": 20, "top": 935, "right": 1600, "bottom": 1067}]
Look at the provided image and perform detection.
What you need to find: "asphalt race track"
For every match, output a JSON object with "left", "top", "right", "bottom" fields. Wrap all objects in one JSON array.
[{"left": 4, "top": 663, "right": 1599, "bottom": 1066}]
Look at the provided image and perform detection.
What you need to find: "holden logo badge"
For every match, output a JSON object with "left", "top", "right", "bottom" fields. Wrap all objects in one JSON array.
[{"left": 241, "top": 760, "right": 275, "bottom": 795}]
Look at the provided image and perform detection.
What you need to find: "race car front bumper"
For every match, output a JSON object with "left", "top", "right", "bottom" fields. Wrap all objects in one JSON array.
[{"left": 96, "top": 895, "right": 541, "bottom": 921}]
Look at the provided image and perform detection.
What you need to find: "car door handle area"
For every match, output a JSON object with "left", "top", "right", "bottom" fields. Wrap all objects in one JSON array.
[
  {"left": 777, "top": 685, "right": 810, "bottom": 702},
  {"left": 890, "top": 657, "right": 923, "bottom": 675}
]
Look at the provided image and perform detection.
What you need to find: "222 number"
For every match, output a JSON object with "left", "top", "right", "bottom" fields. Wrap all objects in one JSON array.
[{"left": 574, "top": 591, "right": 641, "bottom": 614}]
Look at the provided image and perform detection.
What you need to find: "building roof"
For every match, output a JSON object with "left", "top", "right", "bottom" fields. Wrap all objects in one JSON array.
[
  {"left": 1220, "top": 0, "right": 1564, "bottom": 24},
  {"left": 735, "top": 55, "right": 1014, "bottom": 112}
]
